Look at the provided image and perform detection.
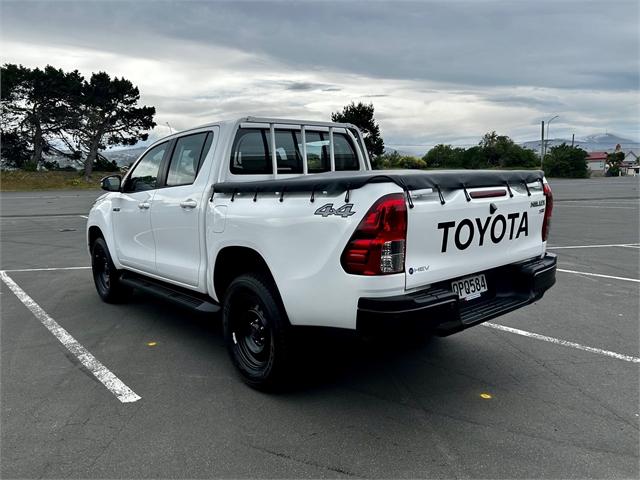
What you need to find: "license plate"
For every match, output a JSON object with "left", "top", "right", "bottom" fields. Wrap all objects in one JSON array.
[{"left": 451, "top": 274, "right": 488, "bottom": 301}]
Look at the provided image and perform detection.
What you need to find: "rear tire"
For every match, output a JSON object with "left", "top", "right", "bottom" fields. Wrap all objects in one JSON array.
[
  {"left": 91, "top": 237, "right": 130, "bottom": 303},
  {"left": 223, "top": 273, "right": 291, "bottom": 390}
]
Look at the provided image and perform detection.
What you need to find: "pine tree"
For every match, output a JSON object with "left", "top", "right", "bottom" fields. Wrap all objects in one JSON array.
[
  {"left": 331, "top": 102, "right": 384, "bottom": 161},
  {"left": 1, "top": 64, "right": 83, "bottom": 170},
  {"left": 73, "top": 72, "right": 156, "bottom": 179}
]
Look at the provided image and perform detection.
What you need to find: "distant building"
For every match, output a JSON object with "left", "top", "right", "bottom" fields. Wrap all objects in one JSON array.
[
  {"left": 586, "top": 151, "right": 607, "bottom": 175},
  {"left": 623, "top": 151, "right": 639, "bottom": 176}
]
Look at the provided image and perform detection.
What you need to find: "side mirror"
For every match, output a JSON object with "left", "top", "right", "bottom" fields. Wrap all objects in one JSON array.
[{"left": 101, "top": 175, "right": 122, "bottom": 192}]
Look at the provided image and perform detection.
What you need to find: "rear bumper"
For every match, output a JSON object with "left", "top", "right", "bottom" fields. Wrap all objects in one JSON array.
[{"left": 356, "top": 253, "right": 557, "bottom": 336}]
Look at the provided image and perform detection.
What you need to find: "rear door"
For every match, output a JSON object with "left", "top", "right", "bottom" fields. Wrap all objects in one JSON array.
[
  {"left": 151, "top": 130, "right": 216, "bottom": 287},
  {"left": 405, "top": 183, "right": 546, "bottom": 290},
  {"left": 113, "top": 141, "right": 170, "bottom": 273}
]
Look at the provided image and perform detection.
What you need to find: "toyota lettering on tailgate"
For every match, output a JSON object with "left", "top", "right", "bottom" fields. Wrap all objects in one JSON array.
[{"left": 437, "top": 212, "right": 528, "bottom": 253}]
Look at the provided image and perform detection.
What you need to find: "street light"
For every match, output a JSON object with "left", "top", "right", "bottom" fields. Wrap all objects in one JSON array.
[{"left": 544, "top": 115, "right": 559, "bottom": 157}]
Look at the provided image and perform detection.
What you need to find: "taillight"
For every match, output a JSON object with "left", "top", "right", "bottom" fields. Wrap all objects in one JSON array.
[
  {"left": 542, "top": 183, "right": 553, "bottom": 241},
  {"left": 341, "top": 193, "right": 407, "bottom": 275}
]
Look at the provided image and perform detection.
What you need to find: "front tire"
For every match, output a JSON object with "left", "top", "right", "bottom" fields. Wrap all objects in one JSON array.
[
  {"left": 223, "top": 273, "right": 291, "bottom": 389},
  {"left": 91, "top": 237, "right": 130, "bottom": 303}
]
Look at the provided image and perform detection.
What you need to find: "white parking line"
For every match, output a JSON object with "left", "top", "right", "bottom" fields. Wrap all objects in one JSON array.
[
  {"left": 484, "top": 323, "right": 640, "bottom": 363},
  {"left": 0, "top": 271, "right": 141, "bottom": 403},
  {"left": 79, "top": 215, "right": 88, "bottom": 219},
  {"left": 548, "top": 243, "right": 640, "bottom": 250},
  {"left": 557, "top": 268, "right": 640, "bottom": 283},
  {"left": 3, "top": 266, "right": 91, "bottom": 273}
]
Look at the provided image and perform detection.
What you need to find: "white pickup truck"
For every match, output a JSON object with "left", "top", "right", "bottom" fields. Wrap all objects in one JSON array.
[{"left": 88, "top": 116, "right": 557, "bottom": 388}]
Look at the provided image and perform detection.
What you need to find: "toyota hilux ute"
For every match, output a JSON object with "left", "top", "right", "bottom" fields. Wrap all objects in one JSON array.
[{"left": 88, "top": 117, "right": 557, "bottom": 388}]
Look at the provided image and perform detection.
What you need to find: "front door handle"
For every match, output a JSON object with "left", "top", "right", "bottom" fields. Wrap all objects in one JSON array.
[
  {"left": 180, "top": 199, "right": 198, "bottom": 209},
  {"left": 138, "top": 202, "right": 150, "bottom": 210}
]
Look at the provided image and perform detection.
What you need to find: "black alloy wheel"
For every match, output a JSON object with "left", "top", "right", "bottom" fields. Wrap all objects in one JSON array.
[
  {"left": 223, "top": 273, "right": 290, "bottom": 389},
  {"left": 91, "top": 237, "right": 130, "bottom": 303}
]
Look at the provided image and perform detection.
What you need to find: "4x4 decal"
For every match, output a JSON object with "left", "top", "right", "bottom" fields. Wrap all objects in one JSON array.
[{"left": 314, "top": 203, "right": 356, "bottom": 218}]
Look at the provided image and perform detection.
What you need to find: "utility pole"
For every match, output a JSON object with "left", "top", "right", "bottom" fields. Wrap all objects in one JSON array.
[
  {"left": 540, "top": 120, "right": 545, "bottom": 168},
  {"left": 544, "top": 115, "right": 559, "bottom": 157},
  {"left": 571, "top": 133, "right": 575, "bottom": 147}
]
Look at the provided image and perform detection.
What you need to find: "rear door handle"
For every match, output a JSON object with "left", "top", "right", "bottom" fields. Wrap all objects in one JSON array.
[
  {"left": 180, "top": 199, "right": 198, "bottom": 209},
  {"left": 138, "top": 202, "right": 150, "bottom": 210}
]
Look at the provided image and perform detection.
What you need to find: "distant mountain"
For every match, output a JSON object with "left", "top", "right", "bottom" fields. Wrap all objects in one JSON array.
[
  {"left": 581, "top": 133, "right": 634, "bottom": 145},
  {"left": 102, "top": 146, "right": 147, "bottom": 166},
  {"left": 521, "top": 133, "right": 640, "bottom": 153},
  {"left": 43, "top": 146, "right": 147, "bottom": 169},
  {"left": 383, "top": 146, "right": 421, "bottom": 157}
]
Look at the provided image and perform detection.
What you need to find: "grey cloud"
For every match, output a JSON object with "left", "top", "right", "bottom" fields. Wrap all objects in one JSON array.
[
  {"left": 284, "top": 81, "right": 337, "bottom": 91},
  {"left": 2, "top": 0, "right": 639, "bottom": 143},
  {"left": 484, "top": 94, "right": 566, "bottom": 109},
  {"left": 3, "top": 1, "right": 638, "bottom": 91}
]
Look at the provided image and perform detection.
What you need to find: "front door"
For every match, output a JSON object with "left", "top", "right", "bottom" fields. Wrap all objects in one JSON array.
[
  {"left": 151, "top": 131, "right": 214, "bottom": 287},
  {"left": 113, "top": 141, "right": 170, "bottom": 273}
]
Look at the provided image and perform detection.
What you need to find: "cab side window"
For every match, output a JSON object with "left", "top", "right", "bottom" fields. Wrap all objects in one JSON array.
[
  {"left": 124, "top": 142, "right": 168, "bottom": 192},
  {"left": 230, "top": 129, "right": 272, "bottom": 175},
  {"left": 166, "top": 132, "right": 212, "bottom": 186}
]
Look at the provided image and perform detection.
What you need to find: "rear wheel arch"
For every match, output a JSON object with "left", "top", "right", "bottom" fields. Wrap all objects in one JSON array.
[{"left": 213, "top": 247, "right": 284, "bottom": 309}]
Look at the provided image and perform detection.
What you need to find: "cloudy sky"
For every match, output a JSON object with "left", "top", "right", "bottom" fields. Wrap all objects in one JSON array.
[{"left": 2, "top": 0, "right": 639, "bottom": 153}]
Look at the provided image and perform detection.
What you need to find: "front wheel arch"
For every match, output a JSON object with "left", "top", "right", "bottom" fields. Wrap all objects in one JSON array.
[
  {"left": 90, "top": 237, "right": 130, "bottom": 303},
  {"left": 88, "top": 225, "right": 104, "bottom": 249}
]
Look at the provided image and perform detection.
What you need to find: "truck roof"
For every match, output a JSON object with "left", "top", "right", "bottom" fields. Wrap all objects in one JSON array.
[{"left": 174, "top": 116, "right": 358, "bottom": 137}]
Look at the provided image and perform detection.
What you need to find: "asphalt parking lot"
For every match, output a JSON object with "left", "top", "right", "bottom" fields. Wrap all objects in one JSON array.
[{"left": 1, "top": 177, "right": 638, "bottom": 479}]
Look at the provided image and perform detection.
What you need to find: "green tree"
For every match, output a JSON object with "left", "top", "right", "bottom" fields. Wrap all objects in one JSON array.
[
  {"left": 1, "top": 64, "right": 83, "bottom": 170},
  {"left": 376, "top": 150, "right": 426, "bottom": 170},
  {"left": 422, "top": 144, "right": 465, "bottom": 168},
  {"left": 72, "top": 72, "right": 156, "bottom": 179},
  {"left": 0, "top": 129, "right": 31, "bottom": 169},
  {"left": 606, "top": 151, "right": 625, "bottom": 176},
  {"left": 543, "top": 144, "right": 589, "bottom": 178},
  {"left": 479, "top": 131, "right": 537, "bottom": 168},
  {"left": 461, "top": 146, "right": 488, "bottom": 169},
  {"left": 331, "top": 102, "right": 384, "bottom": 161}
]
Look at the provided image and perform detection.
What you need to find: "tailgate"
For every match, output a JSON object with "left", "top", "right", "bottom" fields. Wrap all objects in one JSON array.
[{"left": 405, "top": 183, "right": 546, "bottom": 290}]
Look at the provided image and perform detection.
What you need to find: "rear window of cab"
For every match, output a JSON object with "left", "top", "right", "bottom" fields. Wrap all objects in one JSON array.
[{"left": 230, "top": 128, "right": 359, "bottom": 175}]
